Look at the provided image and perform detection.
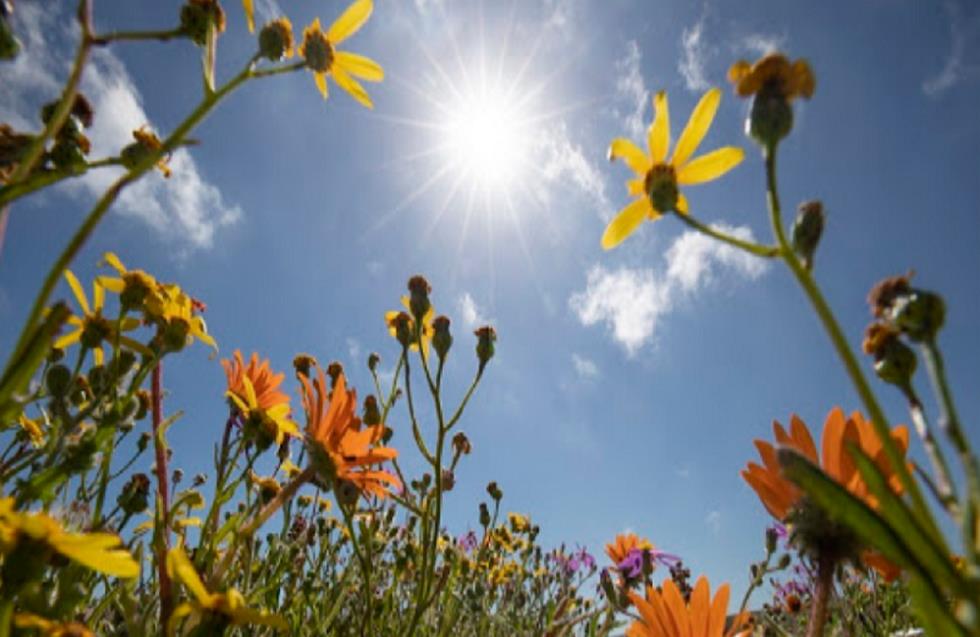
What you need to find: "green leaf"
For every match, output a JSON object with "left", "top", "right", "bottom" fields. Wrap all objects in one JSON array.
[
  {"left": 849, "top": 443, "right": 965, "bottom": 596},
  {"left": 907, "top": 575, "right": 970, "bottom": 637}
]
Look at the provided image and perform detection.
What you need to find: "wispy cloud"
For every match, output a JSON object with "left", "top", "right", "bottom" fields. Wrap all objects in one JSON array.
[
  {"left": 615, "top": 40, "right": 648, "bottom": 138},
  {"left": 571, "top": 353, "right": 599, "bottom": 380},
  {"left": 570, "top": 223, "right": 768, "bottom": 355},
  {"left": 537, "top": 122, "right": 610, "bottom": 214},
  {"left": 740, "top": 32, "right": 787, "bottom": 56},
  {"left": 0, "top": 4, "right": 240, "bottom": 251},
  {"left": 923, "top": 1, "right": 980, "bottom": 96},
  {"left": 457, "top": 292, "right": 488, "bottom": 329},
  {"left": 705, "top": 510, "right": 722, "bottom": 535},
  {"left": 679, "top": 16, "right": 711, "bottom": 92}
]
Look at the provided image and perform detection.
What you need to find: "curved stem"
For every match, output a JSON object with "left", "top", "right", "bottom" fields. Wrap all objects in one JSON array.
[
  {"left": 763, "top": 144, "right": 939, "bottom": 543},
  {"left": 906, "top": 386, "right": 959, "bottom": 516},
  {"left": 672, "top": 210, "right": 780, "bottom": 258}
]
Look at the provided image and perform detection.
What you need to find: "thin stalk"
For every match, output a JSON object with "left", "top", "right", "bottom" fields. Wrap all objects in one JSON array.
[
  {"left": 672, "top": 210, "right": 780, "bottom": 258},
  {"left": 0, "top": 157, "right": 122, "bottom": 207},
  {"left": 806, "top": 552, "right": 835, "bottom": 637},
  {"left": 151, "top": 362, "right": 173, "bottom": 630},
  {"left": 341, "top": 504, "right": 374, "bottom": 637},
  {"left": 763, "top": 144, "right": 939, "bottom": 542},
  {"left": 91, "top": 28, "right": 185, "bottom": 45},
  {"left": 906, "top": 386, "right": 959, "bottom": 516}
]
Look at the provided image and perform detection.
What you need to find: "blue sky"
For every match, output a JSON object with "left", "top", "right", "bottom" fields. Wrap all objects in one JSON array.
[{"left": 2, "top": 0, "right": 979, "bottom": 601}]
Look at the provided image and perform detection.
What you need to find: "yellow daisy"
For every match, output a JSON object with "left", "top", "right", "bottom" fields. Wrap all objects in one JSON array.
[
  {"left": 56, "top": 269, "right": 148, "bottom": 365},
  {"left": 227, "top": 373, "right": 300, "bottom": 447},
  {"left": 298, "top": 0, "right": 384, "bottom": 108},
  {"left": 167, "top": 545, "right": 288, "bottom": 632},
  {"left": 603, "top": 88, "right": 744, "bottom": 250},
  {"left": 0, "top": 497, "right": 139, "bottom": 578}
]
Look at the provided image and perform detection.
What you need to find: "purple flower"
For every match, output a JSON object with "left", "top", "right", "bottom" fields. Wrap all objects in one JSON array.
[
  {"left": 616, "top": 548, "right": 682, "bottom": 579},
  {"left": 457, "top": 530, "right": 479, "bottom": 552}
]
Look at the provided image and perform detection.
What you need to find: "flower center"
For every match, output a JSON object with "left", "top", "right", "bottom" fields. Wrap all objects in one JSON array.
[
  {"left": 303, "top": 32, "right": 334, "bottom": 73},
  {"left": 644, "top": 163, "right": 678, "bottom": 214}
]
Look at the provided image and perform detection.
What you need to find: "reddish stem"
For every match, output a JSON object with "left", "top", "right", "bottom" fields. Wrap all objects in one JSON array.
[
  {"left": 806, "top": 552, "right": 835, "bottom": 637},
  {"left": 152, "top": 362, "right": 174, "bottom": 629}
]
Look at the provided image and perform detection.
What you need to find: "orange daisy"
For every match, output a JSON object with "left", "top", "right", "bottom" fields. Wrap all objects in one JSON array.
[
  {"left": 606, "top": 532, "right": 654, "bottom": 565},
  {"left": 299, "top": 364, "right": 400, "bottom": 499},
  {"left": 626, "top": 576, "right": 751, "bottom": 637},
  {"left": 223, "top": 350, "right": 298, "bottom": 446}
]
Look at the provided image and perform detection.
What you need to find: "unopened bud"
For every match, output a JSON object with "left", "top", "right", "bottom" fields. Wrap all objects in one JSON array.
[
  {"left": 479, "top": 502, "right": 491, "bottom": 527},
  {"left": 748, "top": 88, "right": 793, "bottom": 147},
  {"left": 452, "top": 431, "right": 472, "bottom": 456},
  {"left": 336, "top": 479, "right": 359, "bottom": 507},
  {"left": 407, "top": 275, "right": 432, "bottom": 322},
  {"left": 432, "top": 315, "right": 452, "bottom": 360},
  {"left": 363, "top": 395, "right": 381, "bottom": 426},
  {"left": 791, "top": 201, "right": 824, "bottom": 270},
  {"left": 863, "top": 322, "right": 917, "bottom": 388},
  {"left": 474, "top": 325, "right": 496, "bottom": 371},
  {"left": 765, "top": 527, "right": 778, "bottom": 554},
  {"left": 367, "top": 352, "right": 380, "bottom": 372},
  {"left": 486, "top": 481, "right": 502, "bottom": 501},
  {"left": 138, "top": 431, "right": 152, "bottom": 453},
  {"left": 326, "top": 361, "right": 344, "bottom": 387},
  {"left": 441, "top": 469, "right": 455, "bottom": 492},
  {"left": 891, "top": 290, "right": 945, "bottom": 343},
  {"left": 390, "top": 312, "right": 414, "bottom": 349},
  {"left": 293, "top": 354, "right": 317, "bottom": 378},
  {"left": 258, "top": 17, "right": 293, "bottom": 61},
  {"left": 135, "top": 390, "right": 151, "bottom": 420},
  {"left": 45, "top": 364, "right": 71, "bottom": 397},
  {"left": 179, "top": 0, "right": 226, "bottom": 46},
  {"left": 117, "top": 473, "right": 150, "bottom": 515}
]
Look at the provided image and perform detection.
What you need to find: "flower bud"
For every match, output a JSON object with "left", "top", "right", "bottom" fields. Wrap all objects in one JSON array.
[
  {"left": 293, "top": 353, "right": 317, "bottom": 378},
  {"left": 179, "top": 0, "right": 226, "bottom": 46},
  {"left": 867, "top": 272, "right": 913, "bottom": 318},
  {"left": 891, "top": 291, "right": 945, "bottom": 343},
  {"left": 441, "top": 469, "right": 455, "bottom": 492},
  {"left": 407, "top": 275, "right": 432, "bottom": 322},
  {"left": 777, "top": 553, "right": 792, "bottom": 569},
  {"left": 863, "top": 322, "right": 917, "bottom": 388},
  {"left": 336, "top": 479, "right": 359, "bottom": 507},
  {"left": 791, "top": 200, "right": 824, "bottom": 270},
  {"left": 765, "top": 527, "right": 779, "bottom": 554},
  {"left": 748, "top": 89, "right": 793, "bottom": 147},
  {"left": 390, "top": 312, "right": 414, "bottom": 349},
  {"left": 117, "top": 473, "right": 150, "bottom": 515},
  {"left": 486, "top": 481, "right": 502, "bottom": 501},
  {"left": 326, "top": 361, "right": 344, "bottom": 388},
  {"left": 172, "top": 468, "right": 184, "bottom": 485},
  {"left": 45, "top": 364, "right": 72, "bottom": 397},
  {"left": 135, "top": 389, "right": 152, "bottom": 420},
  {"left": 432, "top": 315, "right": 452, "bottom": 361},
  {"left": 479, "top": 502, "right": 491, "bottom": 527},
  {"left": 474, "top": 325, "right": 496, "bottom": 372},
  {"left": 452, "top": 431, "right": 472, "bottom": 456},
  {"left": 138, "top": 431, "right": 152, "bottom": 453},
  {"left": 367, "top": 352, "right": 380, "bottom": 372},
  {"left": 159, "top": 317, "right": 191, "bottom": 352},
  {"left": 362, "top": 395, "right": 381, "bottom": 426},
  {"left": 258, "top": 17, "right": 294, "bottom": 61}
]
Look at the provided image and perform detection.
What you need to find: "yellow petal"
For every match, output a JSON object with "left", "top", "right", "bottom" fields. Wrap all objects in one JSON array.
[
  {"left": 243, "top": 375, "right": 258, "bottom": 409},
  {"left": 242, "top": 0, "right": 255, "bottom": 32},
  {"left": 54, "top": 329, "right": 82, "bottom": 349},
  {"left": 672, "top": 87, "right": 721, "bottom": 168},
  {"left": 167, "top": 546, "right": 213, "bottom": 605},
  {"left": 53, "top": 534, "right": 139, "bottom": 578},
  {"left": 93, "top": 347, "right": 104, "bottom": 366},
  {"left": 608, "top": 138, "right": 650, "bottom": 176},
  {"left": 676, "top": 146, "right": 744, "bottom": 185},
  {"left": 64, "top": 270, "right": 90, "bottom": 315},
  {"left": 334, "top": 51, "right": 383, "bottom": 81},
  {"left": 601, "top": 198, "right": 655, "bottom": 250},
  {"left": 332, "top": 67, "right": 373, "bottom": 108},
  {"left": 314, "top": 72, "right": 329, "bottom": 99},
  {"left": 648, "top": 91, "right": 670, "bottom": 163},
  {"left": 93, "top": 282, "right": 105, "bottom": 312},
  {"left": 102, "top": 252, "right": 126, "bottom": 275},
  {"left": 97, "top": 276, "right": 125, "bottom": 294},
  {"left": 676, "top": 193, "right": 689, "bottom": 215},
  {"left": 327, "top": 0, "right": 373, "bottom": 45},
  {"left": 627, "top": 178, "right": 644, "bottom": 196}
]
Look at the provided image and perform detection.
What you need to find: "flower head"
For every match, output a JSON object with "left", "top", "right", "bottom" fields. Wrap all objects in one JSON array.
[
  {"left": 0, "top": 497, "right": 139, "bottom": 582},
  {"left": 742, "top": 407, "right": 910, "bottom": 577},
  {"left": 259, "top": 16, "right": 294, "bottom": 61},
  {"left": 167, "top": 545, "right": 287, "bottom": 632},
  {"left": 17, "top": 414, "right": 45, "bottom": 448},
  {"left": 97, "top": 251, "right": 162, "bottom": 312},
  {"left": 223, "top": 351, "right": 298, "bottom": 448},
  {"left": 626, "top": 576, "right": 751, "bottom": 637},
  {"left": 128, "top": 126, "right": 171, "bottom": 177},
  {"left": 385, "top": 296, "right": 435, "bottom": 357},
  {"left": 727, "top": 53, "right": 815, "bottom": 101},
  {"left": 604, "top": 89, "right": 744, "bottom": 249},
  {"left": 56, "top": 269, "right": 148, "bottom": 365},
  {"left": 298, "top": 0, "right": 383, "bottom": 108},
  {"left": 299, "top": 364, "right": 400, "bottom": 499},
  {"left": 606, "top": 532, "right": 654, "bottom": 565}
]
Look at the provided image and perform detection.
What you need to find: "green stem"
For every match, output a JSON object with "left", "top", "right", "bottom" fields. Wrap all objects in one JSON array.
[
  {"left": 91, "top": 28, "right": 186, "bottom": 45},
  {"left": 341, "top": 504, "right": 374, "bottom": 637},
  {"left": 0, "top": 158, "right": 122, "bottom": 207},
  {"left": 906, "top": 387, "right": 959, "bottom": 516},
  {"left": 763, "top": 144, "right": 940, "bottom": 543},
  {"left": 0, "top": 595, "right": 13, "bottom": 637},
  {"left": 672, "top": 210, "right": 780, "bottom": 258}
]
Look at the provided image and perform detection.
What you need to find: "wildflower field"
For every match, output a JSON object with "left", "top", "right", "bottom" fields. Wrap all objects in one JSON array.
[{"left": 0, "top": 1, "right": 978, "bottom": 636}]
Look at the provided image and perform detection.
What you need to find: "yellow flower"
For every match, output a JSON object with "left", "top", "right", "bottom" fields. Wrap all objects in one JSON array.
[
  {"left": 727, "top": 53, "right": 815, "bottom": 101},
  {"left": 280, "top": 458, "right": 303, "bottom": 478},
  {"left": 626, "top": 576, "right": 751, "bottom": 637},
  {"left": 97, "top": 251, "right": 163, "bottom": 312},
  {"left": 0, "top": 498, "right": 139, "bottom": 578},
  {"left": 14, "top": 613, "right": 94, "bottom": 637},
  {"left": 149, "top": 282, "right": 216, "bottom": 351},
  {"left": 508, "top": 512, "right": 530, "bottom": 534},
  {"left": 298, "top": 0, "right": 384, "bottom": 108},
  {"left": 17, "top": 414, "right": 45, "bottom": 447},
  {"left": 131, "top": 126, "right": 172, "bottom": 177},
  {"left": 384, "top": 296, "right": 435, "bottom": 357},
  {"left": 226, "top": 372, "right": 299, "bottom": 447},
  {"left": 56, "top": 269, "right": 149, "bottom": 365},
  {"left": 167, "top": 545, "right": 288, "bottom": 632},
  {"left": 603, "top": 88, "right": 744, "bottom": 249}
]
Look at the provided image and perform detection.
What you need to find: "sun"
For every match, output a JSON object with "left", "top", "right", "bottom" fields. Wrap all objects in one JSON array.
[{"left": 442, "top": 87, "right": 529, "bottom": 190}]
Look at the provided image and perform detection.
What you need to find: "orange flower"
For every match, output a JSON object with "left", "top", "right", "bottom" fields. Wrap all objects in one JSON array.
[
  {"left": 223, "top": 350, "right": 298, "bottom": 446},
  {"left": 742, "top": 407, "right": 910, "bottom": 579},
  {"left": 626, "top": 576, "right": 751, "bottom": 637},
  {"left": 606, "top": 532, "right": 654, "bottom": 565},
  {"left": 299, "top": 365, "right": 400, "bottom": 499}
]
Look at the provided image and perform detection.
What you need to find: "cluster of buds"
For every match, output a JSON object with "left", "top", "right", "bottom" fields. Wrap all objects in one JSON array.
[{"left": 42, "top": 94, "right": 95, "bottom": 172}]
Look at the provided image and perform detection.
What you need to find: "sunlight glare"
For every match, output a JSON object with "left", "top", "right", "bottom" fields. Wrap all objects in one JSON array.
[{"left": 443, "top": 90, "right": 528, "bottom": 189}]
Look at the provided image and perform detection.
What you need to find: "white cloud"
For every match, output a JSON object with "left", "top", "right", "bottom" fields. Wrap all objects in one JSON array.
[
  {"left": 570, "top": 265, "right": 671, "bottom": 356},
  {"left": 741, "top": 33, "right": 787, "bottom": 56},
  {"left": 570, "top": 223, "right": 769, "bottom": 354},
  {"left": 705, "top": 510, "right": 722, "bottom": 535},
  {"left": 665, "top": 223, "right": 767, "bottom": 293},
  {"left": 923, "top": 2, "right": 980, "bottom": 96},
  {"left": 679, "top": 17, "right": 711, "bottom": 92},
  {"left": 457, "top": 292, "right": 487, "bottom": 328},
  {"left": 537, "top": 122, "right": 609, "bottom": 214},
  {"left": 347, "top": 338, "right": 361, "bottom": 364},
  {"left": 571, "top": 353, "right": 599, "bottom": 380},
  {"left": 615, "top": 40, "right": 648, "bottom": 138},
  {"left": 0, "top": 4, "right": 240, "bottom": 251}
]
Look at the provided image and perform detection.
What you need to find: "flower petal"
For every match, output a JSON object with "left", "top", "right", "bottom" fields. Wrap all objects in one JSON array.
[
  {"left": 102, "top": 252, "right": 126, "bottom": 275},
  {"left": 64, "top": 270, "right": 90, "bottom": 315},
  {"left": 672, "top": 87, "right": 721, "bottom": 168},
  {"left": 314, "top": 72, "right": 329, "bottom": 100},
  {"left": 334, "top": 51, "right": 384, "bottom": 81},
  {"left": 608, "top": 138, "right": 650, "bottom": 176},
  {"left": 242, "top": 0, "right": 255, "bottom": 32},
  {"left": 676, "top": 147, "right": 744, "bottom": 185},
  {"left": 332, "top": 66, "right": 373, "bottom": 108},
  {"left": 648, "top": 91, "right": 670, "bottom": 164},
  {"left": 327, "top": 0, "right": 373, "bottom": 46},
  {"left": 601, "top": 198, "right": 654, "bottom": 250}
]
